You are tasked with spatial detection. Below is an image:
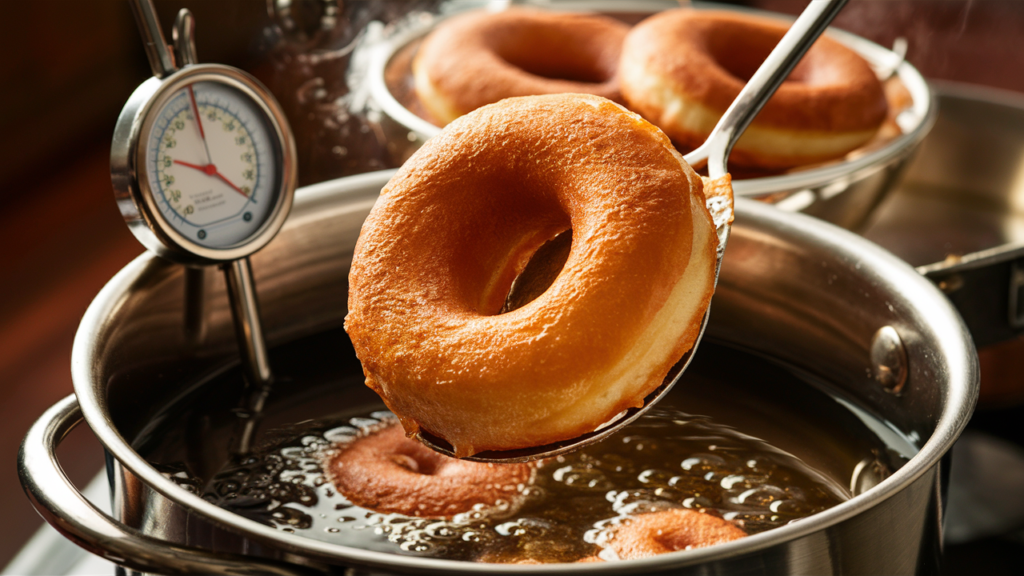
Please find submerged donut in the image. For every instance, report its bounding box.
[619,9,887,169]
[607,509,747,559]
[413,9,628,125]
[327,423,534,518]
[345,94,720,457]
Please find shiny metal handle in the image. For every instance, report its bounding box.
[684,0,849,177]
[18,395,319,576]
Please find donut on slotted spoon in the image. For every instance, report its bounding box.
[344,94,719,457]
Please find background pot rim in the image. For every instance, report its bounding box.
[365,1,936,199]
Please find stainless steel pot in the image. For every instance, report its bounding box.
[365,0,936,231]
[864,82,1024,348]
[861,82,1024,407]
[20,171,977,575]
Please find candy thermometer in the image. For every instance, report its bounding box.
[111,0,297,394]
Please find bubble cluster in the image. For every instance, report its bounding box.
[198,404,850,563]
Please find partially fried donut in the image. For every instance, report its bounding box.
[327,423,535,518]
[607,509,747,559]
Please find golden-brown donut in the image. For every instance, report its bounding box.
[345,94,719,457]
[606,509,747,559]
[327,423,535,518]
[413,9,628,125]
[619,9,887,169]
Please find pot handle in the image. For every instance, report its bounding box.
[18,394,321,576]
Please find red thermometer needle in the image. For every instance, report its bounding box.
[173,160,250,199]
[188,85,213,163]
[213,170,249,198]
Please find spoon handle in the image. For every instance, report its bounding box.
[684,0,850,178]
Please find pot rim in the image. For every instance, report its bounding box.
[365,1,937,199]
[71,170,978,573]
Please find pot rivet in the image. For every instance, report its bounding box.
[871,326,907,395]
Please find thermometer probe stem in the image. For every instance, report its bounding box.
[224,258,273,387]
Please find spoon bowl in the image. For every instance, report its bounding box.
[414,0,850,462]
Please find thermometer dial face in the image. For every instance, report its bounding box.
[145,81,280,249]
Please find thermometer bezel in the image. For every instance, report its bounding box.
[112,64,297,265]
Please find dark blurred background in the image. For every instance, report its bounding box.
[1,0,1022,569]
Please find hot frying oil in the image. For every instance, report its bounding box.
[138,331,915,564]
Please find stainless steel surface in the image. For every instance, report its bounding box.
[365,0,935,231]
[172,9,197,67]
[419,0,844,464]
[224,257,274,387]
[862,83,1024,347]
[20,170,977,574]
[17,395,317,576]
[183,267,207,348]
[130,0,175,78]
[870,326,908,395]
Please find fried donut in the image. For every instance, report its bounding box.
[327,423,534,518]
[413,9,628,125]
[607,509,747,559]
[619,9,887,169]
[345,94,720,457]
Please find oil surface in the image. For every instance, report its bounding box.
[136,328,916,564]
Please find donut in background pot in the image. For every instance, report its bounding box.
[412,9,628,124]
[619,9,887,169]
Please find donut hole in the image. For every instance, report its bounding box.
[499,50,612,84]
[653,528,697,552]
[501,229,573,313]
[705,27,812,84]
[390,443,444,475]
[491,28,616,85]
[436,170,570,316]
